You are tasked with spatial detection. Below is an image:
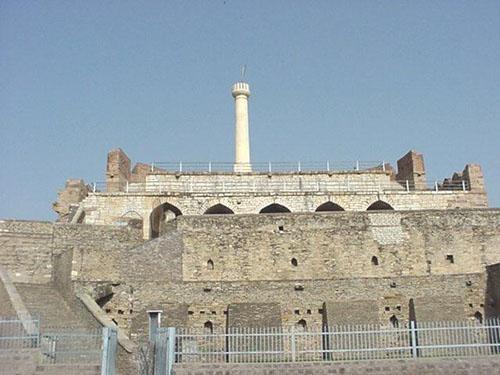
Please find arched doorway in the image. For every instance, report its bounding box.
[204,204,234,215]
[150,202,182,238]
[259,203,291,214]
[367,200,394,211]
[315,202,345,212]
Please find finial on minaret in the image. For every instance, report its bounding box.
[232,76,251,172]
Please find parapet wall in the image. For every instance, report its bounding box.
[0,220,143,284]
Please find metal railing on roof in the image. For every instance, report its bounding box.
[90,179,469,194]
[149,161,386,173]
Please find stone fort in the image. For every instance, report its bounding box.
[1,81,499,373]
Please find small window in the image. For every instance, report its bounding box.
[318,309,324,314]
[306,309,312,315]
[211,311,217,315]
[390,281,397,288]
[396,305,402,311]
[278,225,284,232]
[294,309,300,315]
[385,306,390,312]
[291,258,298,267]
[188,311,194,315]
[204,321,213,334]
[446,255,454,264]
[207,259,214,270]
[371,256,379,266]
[117,310,124,315]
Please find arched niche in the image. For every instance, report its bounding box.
[204,204,234,215]
[259,203,291,214]
[366,200,394,211]
[315,201,345,212]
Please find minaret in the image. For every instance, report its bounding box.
[232,81,251,172]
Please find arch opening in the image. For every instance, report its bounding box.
[204,204,234,215]
[389,315,399,328]
[291,258,298,267]
[204,321,213,334]
[259,203,291,214]
[367,200,394,211]
[371,256,379,266]
[150,202,182,239]
[207,259,214,270]
[296,319,307,331]
[474,311,483,324]
[315,201,345,212]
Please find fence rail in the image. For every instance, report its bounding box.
[40,328,103,364]
[0,318,39,349]
[154,319,500,373]
[90,179,469,194]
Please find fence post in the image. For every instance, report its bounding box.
[462,180,466,191]
[435,181,438,192]
[356,160,360,171]
[151,163,154,172]
[410,320,418,359]
[326,160,330,172]
[126,181,129,193]
[179,162,182,173]
[208,162,212,173]
[268,162,272,173]
[290,327,296,362]
[101,327,117,375]
[93,183,97,193]
[166,327,176,375]
[406,180,410,192]
[382,161,386,172]
[297,161,301,172]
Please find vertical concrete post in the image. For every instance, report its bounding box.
[147,310,162,342]
[410,320,418,358]
[101,327,117,375]
[232,82,251,172]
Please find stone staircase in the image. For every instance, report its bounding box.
[14,283,86,329]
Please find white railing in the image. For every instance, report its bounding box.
[89,179,469,194]
[150,161,386,173]
[154,319,500,370]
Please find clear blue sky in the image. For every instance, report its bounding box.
[1,1,499,220]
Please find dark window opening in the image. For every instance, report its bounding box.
[371,256,379,266]
[385,306,390,312]
[389,315,399,328]
[117,309,124,315]
[278,225,284,232]
[294,309,300,315]
[390,281,397,288]
[211,311,217,315]
[207,259,214,270]
[291,258,298,267]
[204,321,213,334]
[306,309,312,315]
[446,255,455,264]
[474,311,483,324]
[188,311,194,315]
[396,305,402,311]
[318,309,324,314]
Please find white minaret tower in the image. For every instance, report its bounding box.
[232,81,251,172]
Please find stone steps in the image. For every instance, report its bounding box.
[14,283,85,329]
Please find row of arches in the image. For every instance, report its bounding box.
[150,200,394,238]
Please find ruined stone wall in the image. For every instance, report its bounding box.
[174,210,500,282]
[124,274,485,339]
[0,220,54,283]
[81,189,489,238]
